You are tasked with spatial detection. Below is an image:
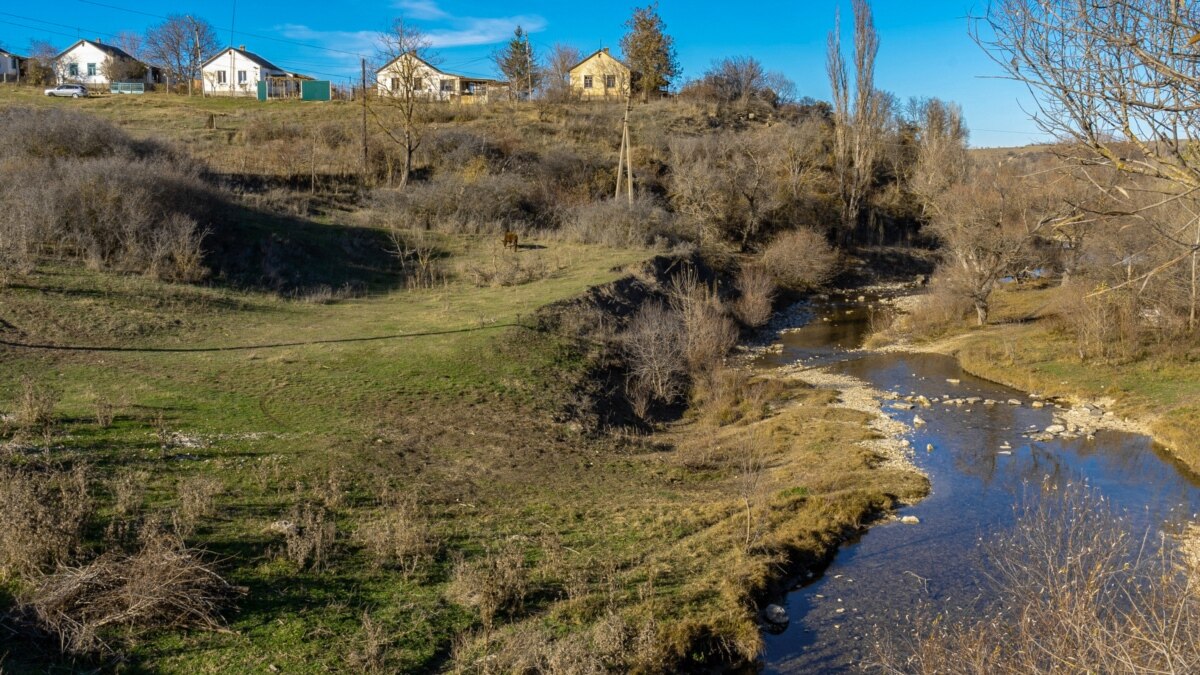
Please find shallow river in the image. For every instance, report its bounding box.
[755,292,1200,673]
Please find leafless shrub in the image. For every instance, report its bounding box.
[0,107,217,279]
[284,502,337,571]
[447,542,530,629]
[19,529,236,655]
[891,273,975,339]
[759,229,839,291]
[0,463,91,581]
[732,264,776,327]
[563,196,679,248]
[1054,281,1142,363]
[460,252,558,288]
[388,228,444,289]
[14,374,58,442]
[348,610,394,674]
[622,302,687,418]
[93,394,116,429]
[670,268,740,377]
[174,475,223,537]
[870,481,1200,674]
[354,493,432,575]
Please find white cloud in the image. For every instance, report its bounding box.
[425,15,547,48]
[395,0,449,21]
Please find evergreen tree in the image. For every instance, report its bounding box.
[492,26,540,100]
[620,3,679,102]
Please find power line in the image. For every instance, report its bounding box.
[74,0,365,58]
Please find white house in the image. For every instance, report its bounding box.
[55,39,154,86]
[376,53,506,104]
[201,47,305,97]
[0,49,22,82]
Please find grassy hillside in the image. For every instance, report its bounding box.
[0,90,928,671]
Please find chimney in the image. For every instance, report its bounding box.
[239,45,246,51]
[602,47,609,53]
[95,38,103,44]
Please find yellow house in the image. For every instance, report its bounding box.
[568,48,631,100]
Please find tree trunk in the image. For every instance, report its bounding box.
[974,297,989,326]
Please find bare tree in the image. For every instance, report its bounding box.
[374,19,437,188]
[24,40,58,86]
[113,31,144,61]
[544,43,581,101]
[927,161,1075,324]
[144,15,218,95]
[976,0,1200,330]
[827,0,887,244]
[909,98,970,216]
[102,56,147,84]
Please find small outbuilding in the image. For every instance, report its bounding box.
[0,48,23,83]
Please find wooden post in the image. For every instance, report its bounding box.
[361,58,369,183]
[614,90,634,205]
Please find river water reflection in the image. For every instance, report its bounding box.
[755,293,1200,673]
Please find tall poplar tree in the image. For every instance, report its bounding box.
[620,3,679,102]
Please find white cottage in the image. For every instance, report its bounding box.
[0,49,22,82]
[201,47,303,97]
[376,53,506,104]
[55,39,153,86]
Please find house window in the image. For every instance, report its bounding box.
[217,71,227,84]
[87,63,96,77]
[410,76,423,90]
[237,70,247,84]
[583,75,593,89]
[9,58,15,70]
[390,77,399,92]
[440,79,454,92]
[68,63,79,77]
[605,74,616,88]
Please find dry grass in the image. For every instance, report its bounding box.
[871,482,1200,674]
[18,529,236,655]
[0,463,91,582]
[446,542,531,630]
[732,263,776,327]
[354,492,433,575]
[13,375,59,442]
[283,501,338,571]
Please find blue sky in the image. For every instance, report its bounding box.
[0,1,1044,147]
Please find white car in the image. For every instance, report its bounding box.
[44,84,88,98]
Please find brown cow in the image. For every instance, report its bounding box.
[503,231,519,251]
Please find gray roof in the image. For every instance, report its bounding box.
[56,39,139,62]
[0,49,25,59]
[201,47,289,73]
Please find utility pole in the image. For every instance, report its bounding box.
[525,33,533,101]
[614,88,633,205]
[190,15,201,97]
[361,57,369,183]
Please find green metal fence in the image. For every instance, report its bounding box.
[301,81,331,102]
[110,82,145,95]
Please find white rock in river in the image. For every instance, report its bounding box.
[947,378,961,385]
[1031,401,1046,408]
[912,415,926,426]
[1008,399,1022,406]
[763,604,789,626]
[900,515,921,524]
[1045,424,1067,434]
[925,443,934,452]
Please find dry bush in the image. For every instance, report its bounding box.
[0,108,218,280]
[670,269,740,377]
[0,463,91,581]
[759,228,839,291]
[622,302,687,418]
[891,274,975,339]
[696,368,785,426]
[354,494,433,575]
[371,173,553,234]
[19,529,236,655]
[447,542,530,630]
[14,374,59,442]
[348,610,394,674]
[174,475,223,537]
[460,252,557,288]
[284,501,337,571]
[562,196,679,248]
[1054,281,1142,362]
[871,482,1200,674]
[732,264,776,327]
